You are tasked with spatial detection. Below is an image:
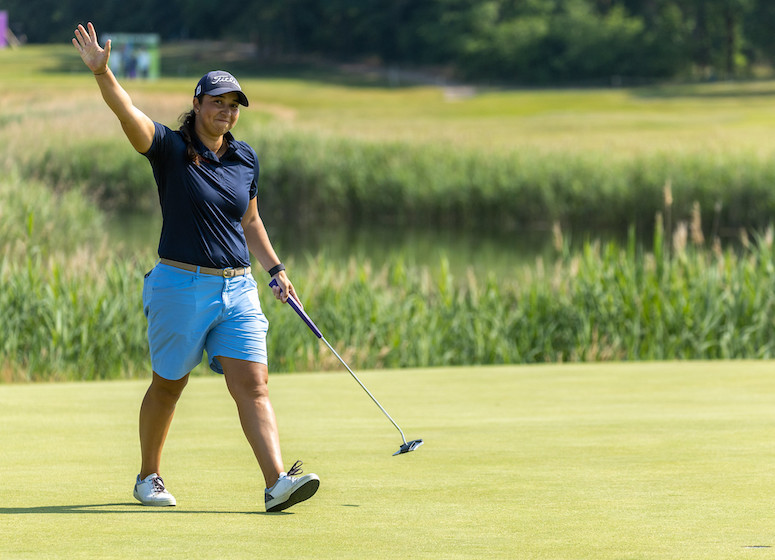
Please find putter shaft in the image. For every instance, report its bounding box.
[269,278,420,452]
[319,336,409,445]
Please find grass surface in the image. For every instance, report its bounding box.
[2,362,775,559]
[8,44,775,156]
[7,45,775,235]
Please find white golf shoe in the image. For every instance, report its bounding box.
[265,460,320,512]
[133,473,176,506]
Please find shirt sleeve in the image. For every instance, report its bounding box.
[249,146,260,200]
[141,122,171,163]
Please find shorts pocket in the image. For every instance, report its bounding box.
[151,266,196,294]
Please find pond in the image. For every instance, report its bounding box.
[108,211,563,278]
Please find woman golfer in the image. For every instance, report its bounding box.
[72,22,319,512]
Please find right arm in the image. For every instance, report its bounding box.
[72,22,155,153]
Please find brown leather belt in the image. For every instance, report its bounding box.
[159,258,251,278]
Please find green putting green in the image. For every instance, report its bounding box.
[2,362,774,559]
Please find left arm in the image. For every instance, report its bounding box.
[242,197,296,303]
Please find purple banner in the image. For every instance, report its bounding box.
[0,11,7,49]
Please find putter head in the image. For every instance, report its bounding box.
[393,439,424,456]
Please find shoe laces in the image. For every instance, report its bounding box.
[266,461,304,499]
[287,460,304,477]
[151,476,167,494]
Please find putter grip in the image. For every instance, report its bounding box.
[269,278,323,339]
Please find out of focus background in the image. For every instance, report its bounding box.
[7,6,775,558]
[6,1,775,85]
[4,1,775,381]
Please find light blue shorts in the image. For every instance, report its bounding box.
[142,263,269,380]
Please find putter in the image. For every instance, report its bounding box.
[270,278,424,456]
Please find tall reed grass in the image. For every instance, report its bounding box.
[5,51,775,238]
[4,167,775,381]
[231,129,775,235]
[15,124,775,235]
[0,173,151,381]
[6,65,775,380]
[278,220,775,370]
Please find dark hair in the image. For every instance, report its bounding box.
[178,95,204,166]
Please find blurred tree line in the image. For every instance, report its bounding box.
[5,0,775,83]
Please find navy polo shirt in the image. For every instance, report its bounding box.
[142,121,259,268]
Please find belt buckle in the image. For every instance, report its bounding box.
[223,268,236,278]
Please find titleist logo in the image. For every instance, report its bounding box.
[212,75,239,87]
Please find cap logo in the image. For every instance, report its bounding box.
[212,75,239,87]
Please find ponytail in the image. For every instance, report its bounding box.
[178,99,203,166]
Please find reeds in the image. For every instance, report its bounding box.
[0,173,151,381]
[7,84,775,378]
[0,251,152,381]
[12,124,775,235]
[7,214,775,381]
[248,223,775,371]
[5,164,775,381]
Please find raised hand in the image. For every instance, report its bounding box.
[72,22,111,74]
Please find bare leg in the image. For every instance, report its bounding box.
[139,372,189,479]
[219,356,284,488]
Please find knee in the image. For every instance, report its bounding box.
[150,373,188,404]
[233,376,269,403]
[226,367,269,403]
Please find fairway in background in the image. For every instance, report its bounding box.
[6,46,775,237]
[2,362,775,559]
